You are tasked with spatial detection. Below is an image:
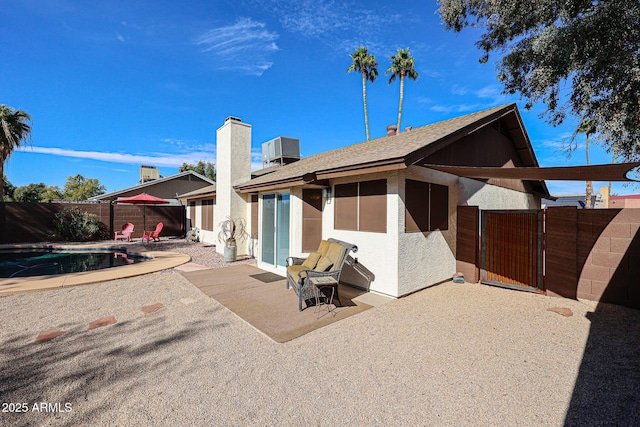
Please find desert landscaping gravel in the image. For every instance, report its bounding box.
[1,240,639,426]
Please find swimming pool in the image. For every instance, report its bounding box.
[0,248,149,278]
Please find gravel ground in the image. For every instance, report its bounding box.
[1,240,639,426]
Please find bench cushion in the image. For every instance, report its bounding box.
[315,242,346,272]
[318,240,332,257]
[287,265,307,282]
[301,251,321,269]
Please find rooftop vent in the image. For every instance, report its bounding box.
[386,124,398,136]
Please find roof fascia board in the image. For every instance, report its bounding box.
[317,163,406,180]
[179,192,217,201]
[91,170,215,200]
[236,179,307,194]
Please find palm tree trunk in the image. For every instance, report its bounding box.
[397,71,405,131]
[585,133,592,208]
[362,71,370,141]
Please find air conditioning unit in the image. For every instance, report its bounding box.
[140,165,160,183]
[261,137,300,167]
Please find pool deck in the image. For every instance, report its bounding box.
[0,242,190,296]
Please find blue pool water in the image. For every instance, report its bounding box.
[0,249,148,278]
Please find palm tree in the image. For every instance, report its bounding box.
[386,48,418,131]
[575,118,597,208]
[0,105,32,201]
[347,47,378,141]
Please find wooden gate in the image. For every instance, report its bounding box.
[480,210,544,292]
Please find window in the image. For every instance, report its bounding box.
[334,179,386,233]
[302,189,323,251]
[202,199,214,231]
[405,179,448,232]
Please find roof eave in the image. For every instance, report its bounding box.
[234,161,406,193]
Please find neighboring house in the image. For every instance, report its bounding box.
[609,194,640,208]
[543,194,606,209]
[542,186,609,209]
[90,170,215,205]
[179,104,551,299]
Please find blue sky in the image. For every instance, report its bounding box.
[3,0,628,195]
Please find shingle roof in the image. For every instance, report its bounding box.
[90,170,215,200]
[177,184,216,199]
[235,103,521,191]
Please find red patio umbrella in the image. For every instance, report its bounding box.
[114,193,169,232]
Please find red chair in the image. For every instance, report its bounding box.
[142,222,163,243]
[114,223,135,242]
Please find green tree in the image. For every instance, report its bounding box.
[14,183,47,202]
[0,105,32,201]
[41,185,63,202]
[62,174,106,201]
[179,160,216,181]
[386,48,418,132]
[438,0,640,157]
[347,46,378,141]
[3,175,15,201]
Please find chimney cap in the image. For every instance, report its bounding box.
[386,124,398,136]
[225,116,242,124]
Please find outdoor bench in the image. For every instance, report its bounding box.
[286,238,358,311]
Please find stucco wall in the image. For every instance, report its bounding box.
[216,119,252,256]
[459,176,540,210]
[257,167,542,298]
[397,167,459,296]
[322,172,400,298]
[395,167,541,296]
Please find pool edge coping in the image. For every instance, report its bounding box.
[0,243,191,296]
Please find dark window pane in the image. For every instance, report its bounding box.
[429,183,449,231]
[359,179,387,233]
[302,189,323,251]
[405,179,430,232]
[334,183,358,231]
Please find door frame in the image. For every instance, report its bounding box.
[259,192,291,271]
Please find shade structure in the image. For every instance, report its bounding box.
[114,193,169,231]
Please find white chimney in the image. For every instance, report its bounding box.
[215,116,252,256]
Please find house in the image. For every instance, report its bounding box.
[609,194,640,208]
[179,104,551,299]
[542,193,606,209]
[90,170,215,205]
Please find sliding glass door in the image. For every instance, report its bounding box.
[261,193,290,268]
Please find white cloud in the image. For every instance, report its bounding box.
[19,146,215,167]
[194,17,279,76]
[255,0,403,53]
[451,85,468,96]
[474,84,510,104]
[116,33,125,43]
[429,103,489,114]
